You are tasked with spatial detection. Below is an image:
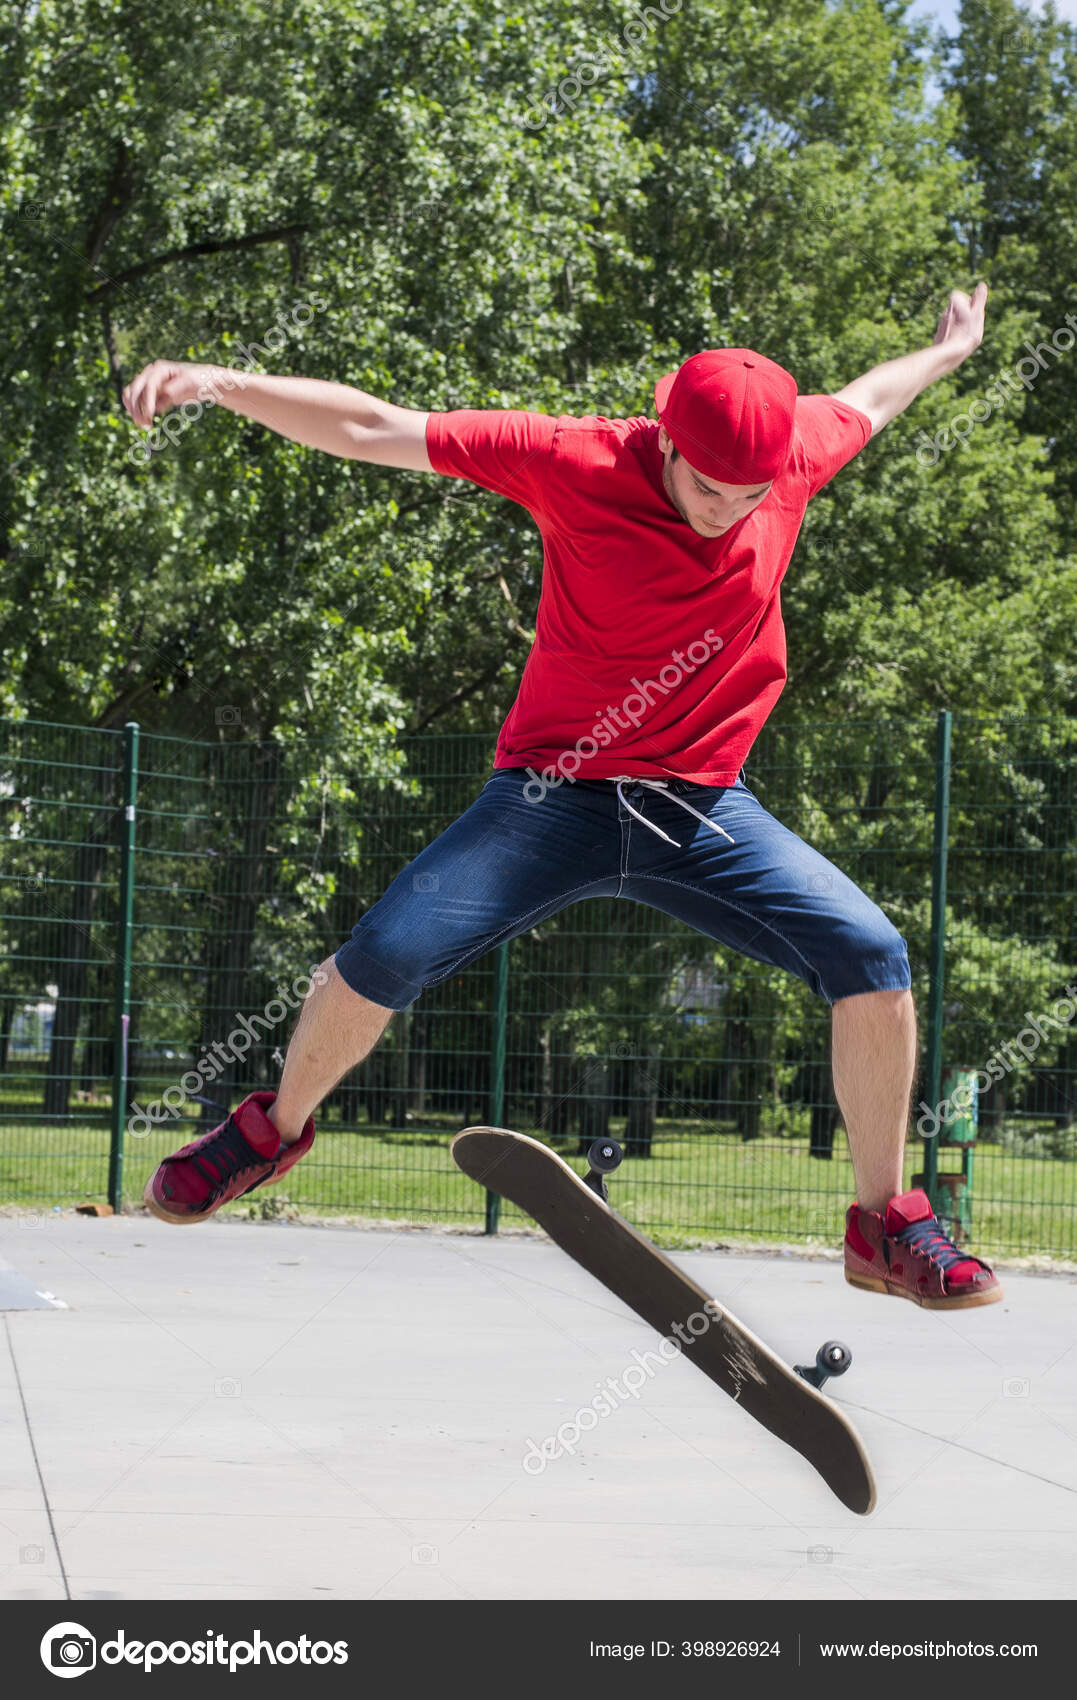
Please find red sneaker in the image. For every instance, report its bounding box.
[844,1187,1003,1309]
[143,1091,315,1225]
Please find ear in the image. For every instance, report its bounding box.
[657,423,672,455]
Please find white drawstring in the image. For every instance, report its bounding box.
[612,777,735,848]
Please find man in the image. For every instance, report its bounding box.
[123,282,1002,1309]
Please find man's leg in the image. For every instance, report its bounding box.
[268,771,624,1143]
[834,982,1000,1304]
[616,777,1000,1305]
[831,987,917,1211]
[269,958,394,1144]
[144,771,627,1225]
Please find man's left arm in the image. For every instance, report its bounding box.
[831,282,988,439]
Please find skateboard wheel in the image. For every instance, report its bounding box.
[586,1138,623,1174]
[817,1340,852,1378]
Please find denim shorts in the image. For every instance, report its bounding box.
[334,769,911,1010]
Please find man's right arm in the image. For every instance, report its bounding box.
[121,361,433,472]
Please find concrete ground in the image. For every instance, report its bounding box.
[1,1212,1075,1601]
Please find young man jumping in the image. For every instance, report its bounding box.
[123,281,1002,1309]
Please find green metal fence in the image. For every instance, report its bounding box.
[1,714,1074,1256]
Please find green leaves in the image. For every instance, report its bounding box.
[1,0,1075,751]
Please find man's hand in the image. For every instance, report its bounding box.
[933,280,988,366]
[122,360,222,428]
[832,281,990,438]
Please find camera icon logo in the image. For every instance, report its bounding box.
[214,706,241,726]
[40,1622,97,1678]
[214,1377,241,1397]
[807,1545,834,1565]
[411,1543,439,1565]
[20,1543,45,1564]
[1002,1377,1030,1398]
[412,872,439,892]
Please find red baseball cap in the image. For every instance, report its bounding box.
[654,348,798,484]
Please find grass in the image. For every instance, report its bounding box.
[1,1092,1075,1258]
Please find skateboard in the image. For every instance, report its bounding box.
[451,1126,876,1515]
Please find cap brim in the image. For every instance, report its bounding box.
[654,371,676,415]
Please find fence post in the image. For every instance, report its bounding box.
[108,722,139,1212]
[485,942,508,1234]
[923,709,952,1211]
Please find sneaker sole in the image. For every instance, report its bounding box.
[143,1162,281,1225]
[143,1175,222,1224]
[844,1270,1004,1308]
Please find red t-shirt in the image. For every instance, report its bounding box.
[425,397,871,785]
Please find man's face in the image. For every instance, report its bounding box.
[658,424,773,538]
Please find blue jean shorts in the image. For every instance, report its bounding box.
[334,769,911,1010]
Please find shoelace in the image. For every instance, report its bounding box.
[189,1120,272,1203]
[613,777,735,849]
[892,1216,973,1272]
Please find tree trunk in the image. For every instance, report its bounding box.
[729,1018,762,1141]
[576,1057,610,1151]
[977,1080,1006,1139]
[78,1003,91,1095]
[546,1029,575,1141]
[363,1043,392,1125]
[390,1005,411,1127]
[740,1093,762,1142]
[624,1052,659,1157]
[537,1022,552,1127]
[409,1006,426,1115]
[809,1101,837,1159]
[334,1080,360,1126]
[1044,1043,1073,1129]
[807,1060,837,1159]
[409,1008,427,1115]
[80,961,112,1094]
[194,741,280,1118]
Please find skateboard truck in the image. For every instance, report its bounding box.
[583,1138,624,1200]
[580,1140,854,1395]
[795,1339,853,1390]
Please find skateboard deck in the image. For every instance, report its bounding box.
[452,1126,876,1515]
